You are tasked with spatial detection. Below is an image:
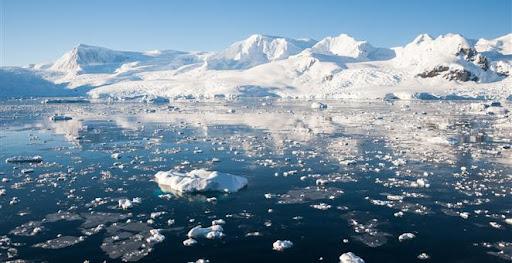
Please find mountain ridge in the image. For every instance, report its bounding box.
[1,32,510,100]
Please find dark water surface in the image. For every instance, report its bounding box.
[0,99,510,262]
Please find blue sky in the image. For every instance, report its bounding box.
[1,0,511,66]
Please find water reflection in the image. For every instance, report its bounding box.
[0,99,510,263]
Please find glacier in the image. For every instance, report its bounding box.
[1,33,510,100]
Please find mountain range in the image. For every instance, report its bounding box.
[1,33,511,100]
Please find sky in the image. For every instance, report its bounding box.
[0,0,511,66]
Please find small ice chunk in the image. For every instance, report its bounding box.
[212,219,225,225]
[489,222,502,229]
[146,229,165,244]
[398,233,416,242]
[415,178,428,188]
[272,240,293,251]
[118,199,133,210]
[111,153,121,159]
[459,212,470,219]
[155,169,248,193]
[310,102,327,109]
[311,203,332,210]
[183,238,197,246]
[386,195,403,201]
[417,252,430,260]
[339,252,365,263]
[21,169,34,174]
[505,218,512,225]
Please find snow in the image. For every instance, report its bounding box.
[154,169,248,194]
[475,33,512,56]
[0,67,73,98]
[1,33,510,100]
[272,240,293,251]
[206,34,316,70]
[339,252,365,263]
[310,34,394,60]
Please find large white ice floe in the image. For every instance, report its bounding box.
[339,252,365,263]
[154,169,248,193]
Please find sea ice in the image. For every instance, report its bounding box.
[33,236,86,249]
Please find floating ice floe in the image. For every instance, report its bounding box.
[5,155,43,164]
[398,233,416,242]
[146,229,165,244]
[33,236,86,249]
[101,222,165,262]
[50,114,72,121]
[118,199,133,210]
[154,169,248,193]
[339,252,365,263]
[272,240,293,251]
[311,203,332,210]
[183,238,198,246]
[417,252,430,260]
[21,169,34,174]
[187,224,225,239]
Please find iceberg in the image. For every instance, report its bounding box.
[154,169,248,193]
[187,224,224,239]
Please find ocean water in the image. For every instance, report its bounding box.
[0,98,510,262]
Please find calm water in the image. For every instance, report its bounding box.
[0,98,510,262]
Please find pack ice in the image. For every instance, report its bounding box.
[154,169,248,193]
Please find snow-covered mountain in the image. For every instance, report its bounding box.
[475,33,512,56]
[206,34,316,70]
[47,44,206,75]
[474,34,512,77]
[393,33,494,82]
[1,33,510,100]
[309,34,395,61]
